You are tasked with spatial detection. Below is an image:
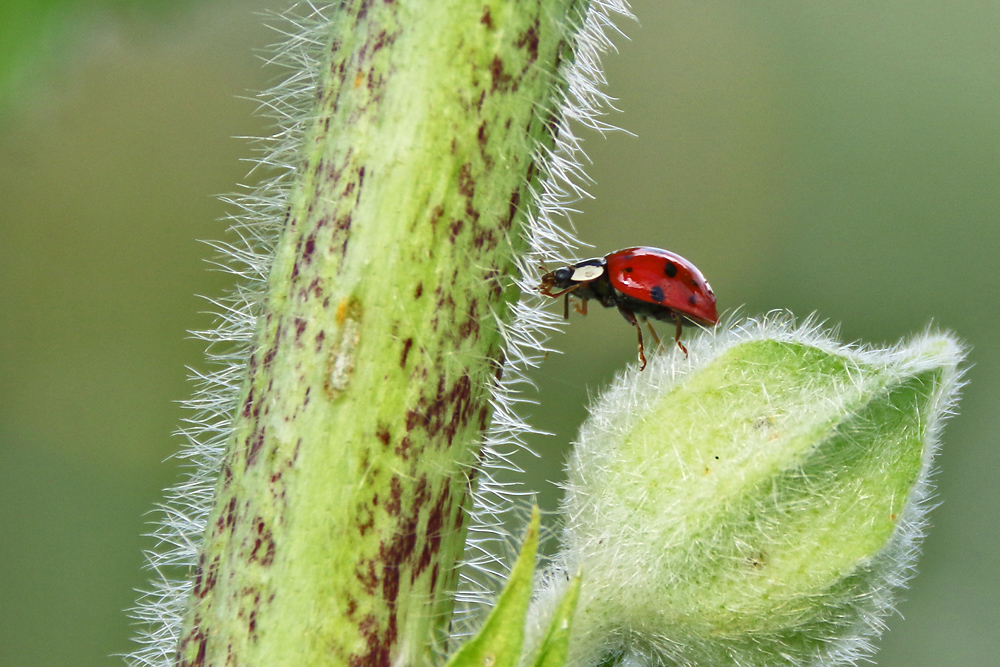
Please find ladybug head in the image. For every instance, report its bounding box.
[539,259,607,297]
[539,267,571,296]
[551,267,574,287]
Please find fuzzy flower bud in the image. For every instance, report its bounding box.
[529,315,964,667]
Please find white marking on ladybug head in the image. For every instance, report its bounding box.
[571,264,604,282]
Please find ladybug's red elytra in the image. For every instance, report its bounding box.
[539,246,718,370]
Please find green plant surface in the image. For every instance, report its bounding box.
[444,507,582,667]
[167,2,589,666]
[530,320,963,667]
[528,570,581,667]
[444,508,540,667]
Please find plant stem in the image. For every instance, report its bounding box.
[173,1,585,666]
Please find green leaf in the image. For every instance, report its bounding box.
[529,569,582,667]
[445,506,540,667]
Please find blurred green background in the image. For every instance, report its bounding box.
[1,1,997,665]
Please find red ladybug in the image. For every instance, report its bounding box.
[539,247,718,370]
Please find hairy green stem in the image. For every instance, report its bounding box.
[174,2,585,666]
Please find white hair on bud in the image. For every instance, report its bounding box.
[522,312,966,667]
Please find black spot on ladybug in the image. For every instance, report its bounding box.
[664,261,678,278]
[688,294,698,305]
[649,285,665,303]
[623,266,633,273]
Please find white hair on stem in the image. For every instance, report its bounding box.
[452,0,635,645]
[125,0,634,664]
[124,4,333,665]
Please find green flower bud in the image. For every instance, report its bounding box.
[530,315,965,667]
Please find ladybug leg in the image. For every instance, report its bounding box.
[574,298,588,316]
[616,305,647,371]
[644,320,662,350]
[541,283,582,299]
[674,316,689,358]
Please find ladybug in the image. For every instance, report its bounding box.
[538,246,718,370]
